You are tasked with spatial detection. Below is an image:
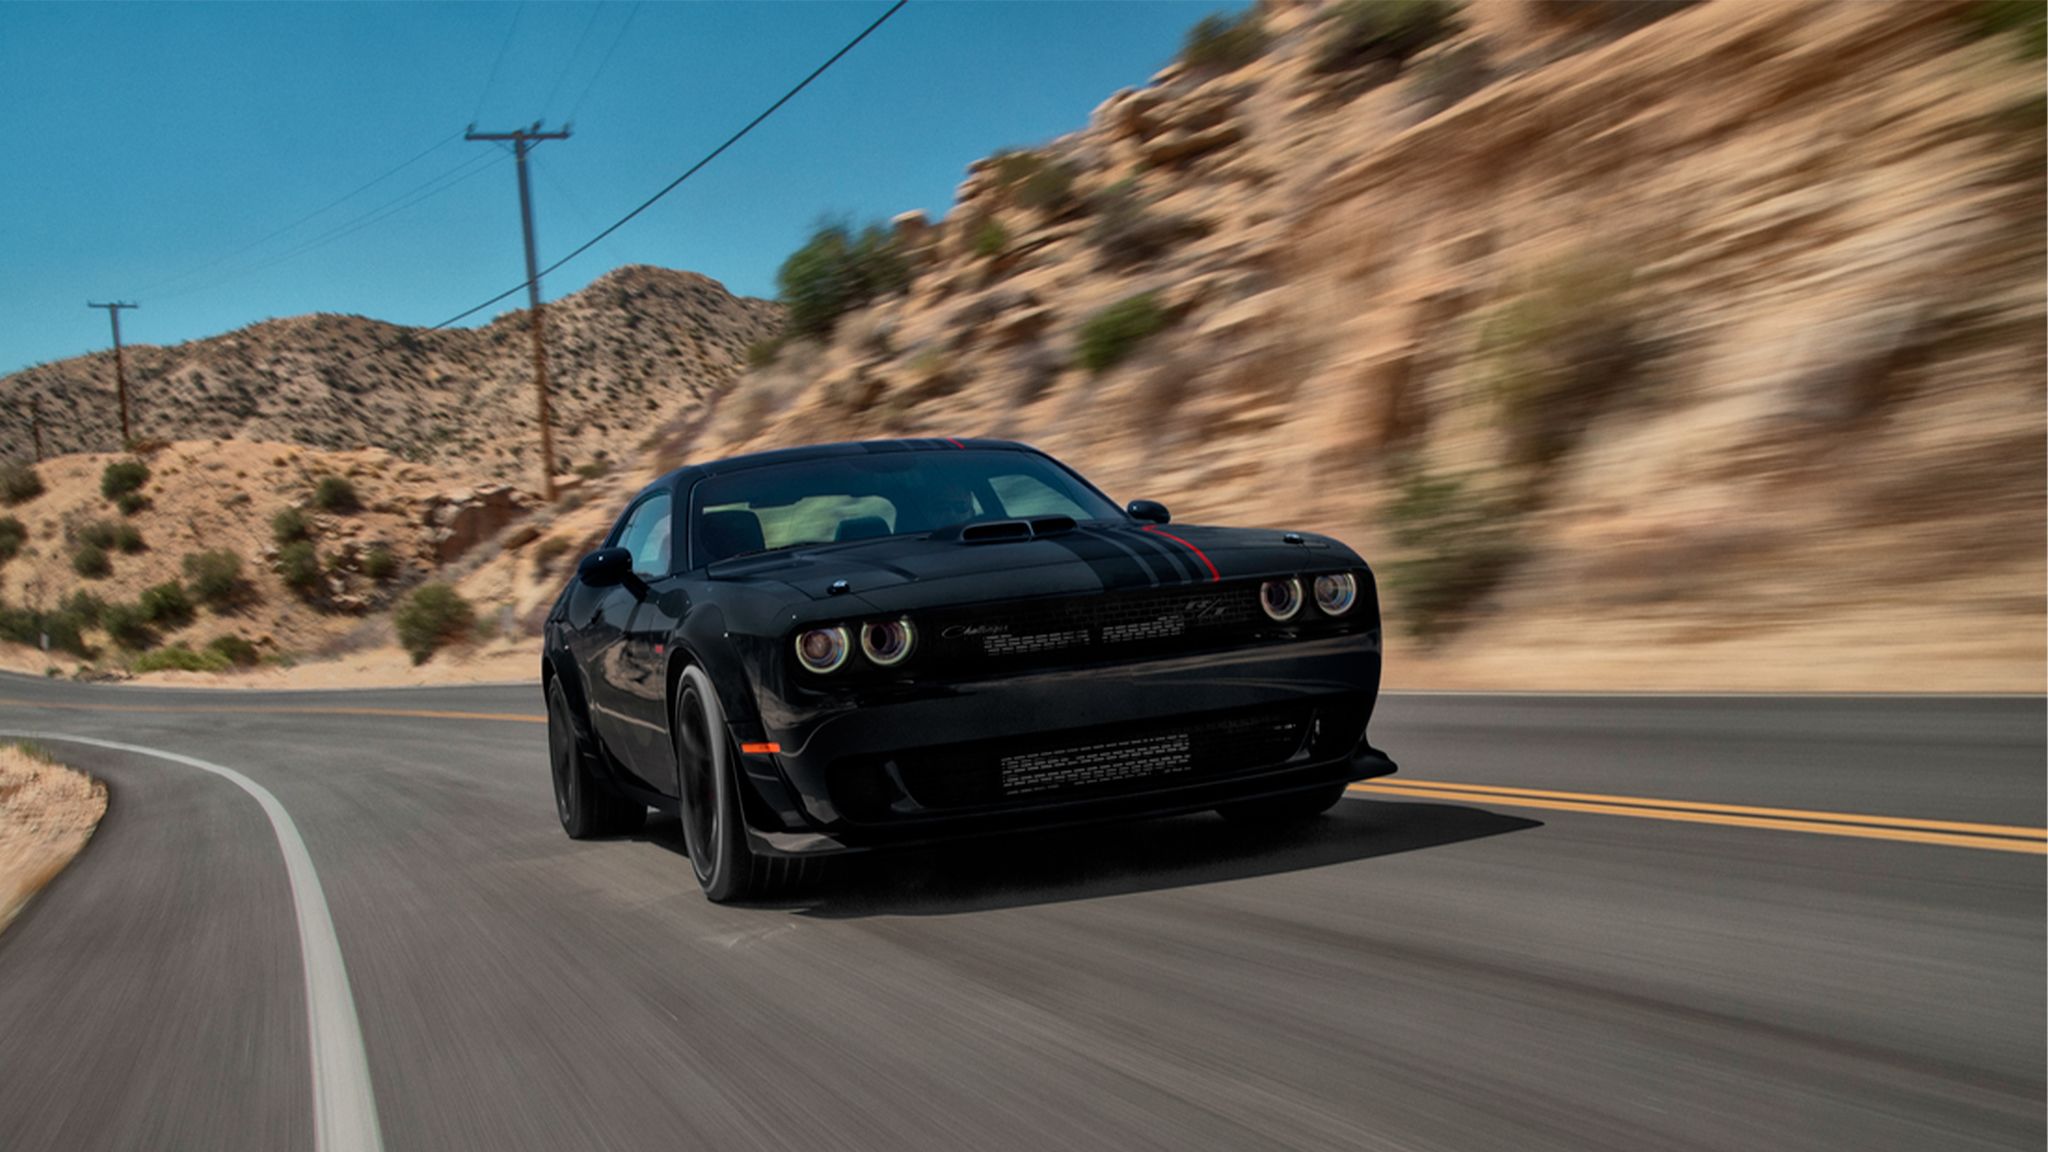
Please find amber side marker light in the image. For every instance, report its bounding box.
[740,742,782,755]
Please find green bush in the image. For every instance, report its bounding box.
[1087,183,1202,268]
[115,491,150,515]
[0,516,24,564]
[745,337,784,369]
[183,549,247,608]
[1077,293,1171,373]
[1966,0,2046,57]
[272,505,311,545]
[0,605,90,658]
[138,581,194,629]
[1315,0,1460,74]
[0,463,43,506]
[361,545,399,583]
[133,644,230,673]
[1382,471,1522,642]
[1008,156,1077,215]
[1183,9,1268,72]
[277,541,323,597]
[971,215,1010,259]
[112,522,144,553]
[1479,256,1643,466]
[207,634,262,667]
[100,458,150,501]
[100,601,154,650]
[72,544,110,579]
[533,537,574,577]
[394,583,476,665]
[312,475,361,513]
[60,591,106,626]
[775,220,911,339]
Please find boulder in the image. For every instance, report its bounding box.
[420,484,539,563]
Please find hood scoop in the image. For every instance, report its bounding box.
[951,515,1078,544]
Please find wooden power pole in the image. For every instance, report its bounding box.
[87,300,138,447]
[466,122,569,502]
[30,396,44,462]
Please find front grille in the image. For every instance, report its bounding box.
[924,584,1264,671]
[830,695,1367,820]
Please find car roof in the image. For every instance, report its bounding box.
[652,437,1041,491]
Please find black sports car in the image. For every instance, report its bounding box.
[543,438,1397,901]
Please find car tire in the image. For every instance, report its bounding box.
[674,665,818,903]
[1215,781,1349,825]
[548,677,647,839]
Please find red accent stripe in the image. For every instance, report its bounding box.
[1141,524,1220,582]
[740,741,782,755]
[945,437,966,449]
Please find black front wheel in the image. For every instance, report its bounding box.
[673,665,817,903]
[548,677,646,839]
[1215,781,1349,825]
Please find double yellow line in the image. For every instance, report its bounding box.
[1352,778,2048,855]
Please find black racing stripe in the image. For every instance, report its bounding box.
[1111,524,1198,585]
[1036,526,1163,592]
[1068,525,1166,589]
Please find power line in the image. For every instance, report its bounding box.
[133,130,464,297]
[542,2,609,119]
[153,149,512,302]
[565,1,643,125]
[423,0,906,333]
[473,1,527,124]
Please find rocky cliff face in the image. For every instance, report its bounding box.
[3,266,782,488]
[668,0,2045,689]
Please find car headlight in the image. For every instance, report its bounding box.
[795,625,851,673]
[1313,573,1358,616]
[1259,577,1303,622]
[861,618,916,667]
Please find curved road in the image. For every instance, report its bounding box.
[0,675,2040,1151]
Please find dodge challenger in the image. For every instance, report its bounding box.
[544,438,1397,901]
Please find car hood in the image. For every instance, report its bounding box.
[704,521,1356,612]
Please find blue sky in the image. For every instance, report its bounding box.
[0,0,1239,376]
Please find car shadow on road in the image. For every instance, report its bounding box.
[630,798,1538,917]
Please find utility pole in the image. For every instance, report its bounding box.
[87,300,138,447]
[466,122,569,502]
[30,396,44,462]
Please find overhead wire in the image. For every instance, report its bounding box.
[565,2,644,125]
[472,1,527,125]
[542,2,610,119]
[421,0,906,332]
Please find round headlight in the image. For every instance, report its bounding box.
[861,618,916,667]
[794,626,851,673]
[1314,573,1358,616]
[1260,578,1303,622]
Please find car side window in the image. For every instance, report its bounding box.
[990,474,1088,519]
[617,491,673,577]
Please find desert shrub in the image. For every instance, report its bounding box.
[1383,472,1522,642]
[1183,9,1268,72]
[61,591,106,625]
[272,505,311,545]
[533,536,574,577]
[138,581,194,629]
[1966,0,2048,58]
[1086,183,1203,269]
[207,634,262,667]
[133,644,230,673]
[1479,256,1644,466]
[1315,0,1460,74]
[115,491,150,515]
[1078,293,1171,373]
[0,463,43,506]
[277,541,323,597]
[746,337,785,369]
[79,520,118,549]
[0,516,24,564]
[572,459,609,481]
[394,583,475,665]
[362,545,399,583]
[72,544,110,579]
[971,215,1010,259]
[0,605,90,658]
[992,151,1077,214]
[99,601,154,650]
[112,522,144,553]
[183,549,247,608]
[100,458,150,501]
[311,475,361,513]
[776,220,911,339]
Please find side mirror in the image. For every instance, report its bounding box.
[1126,499,1171,525]
[577,546,633,588]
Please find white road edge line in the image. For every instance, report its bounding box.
[0,730,383,1152]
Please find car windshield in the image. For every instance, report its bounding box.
[692,449,1121,563]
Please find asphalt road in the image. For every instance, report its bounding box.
[0,674,2040,1152]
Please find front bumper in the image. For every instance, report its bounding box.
[735,630,1393,854]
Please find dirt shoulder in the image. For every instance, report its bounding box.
[0,744,108,933]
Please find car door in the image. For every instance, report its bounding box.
[583,490,670,778]
[613,490,686,790]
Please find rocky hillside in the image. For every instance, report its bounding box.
[3,266,781,486]
[654,0,2044,689]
